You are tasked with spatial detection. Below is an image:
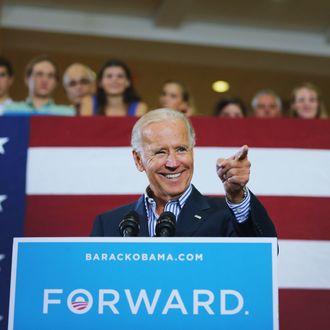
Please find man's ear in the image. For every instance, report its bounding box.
[132,150,145,172]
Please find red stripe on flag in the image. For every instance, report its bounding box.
[192,117,330,148]
[279,289,330,330]
[25,195,330,240]
[25,195,140,237]
[29,117,330,149]
[29,117,137,147]
[259,196,330,240]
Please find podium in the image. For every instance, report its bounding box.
[9,237,278,330]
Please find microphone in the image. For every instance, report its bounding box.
[119,211,140,237]
[155,211,176,237]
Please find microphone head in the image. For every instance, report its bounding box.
[119,210,140,237]
[155,211,176,237]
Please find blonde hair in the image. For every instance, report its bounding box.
[290,82,328,119]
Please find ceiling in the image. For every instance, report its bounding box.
[1,0,330,114]
[2,0,330,58]
[3,0,330,33]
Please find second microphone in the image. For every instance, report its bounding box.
[155,211,176,237]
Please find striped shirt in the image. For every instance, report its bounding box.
[144,185,192,237]
[144,185,251,236]
[225,187,251,223]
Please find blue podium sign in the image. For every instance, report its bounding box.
[9,237,278,330]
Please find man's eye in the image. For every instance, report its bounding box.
[177,147,187,153]
[155,150,166,155]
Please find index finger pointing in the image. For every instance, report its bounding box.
[234,145,249,161]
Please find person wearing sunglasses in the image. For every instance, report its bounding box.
[63,63,96,115]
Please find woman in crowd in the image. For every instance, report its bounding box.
[159,80,195,116]
[213,97,247,118]
[80,59,147,116]
[290,82,328,119]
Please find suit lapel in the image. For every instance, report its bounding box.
[133,195,149,237]
[176,186,210,236]
[132,187,212,237]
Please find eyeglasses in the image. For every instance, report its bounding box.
[66,78,92,87]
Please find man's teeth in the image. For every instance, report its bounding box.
[165,173,181,179]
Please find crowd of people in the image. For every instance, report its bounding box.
[0,55,328,119]
[214,85,328,119]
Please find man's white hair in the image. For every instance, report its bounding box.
[251,89,282,111]
[62,63,96,86]
[131,108,196,153]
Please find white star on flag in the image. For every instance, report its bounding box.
[0,137,9,154]
[0,195,7,212]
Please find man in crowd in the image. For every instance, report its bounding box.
[251,89,282,118]
[4,55,74,116]
[63,63,95,115]
[91,108,277,237]
[0,56,14,115]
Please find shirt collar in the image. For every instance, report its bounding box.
[144,184,192,209]
[26,98,55,108]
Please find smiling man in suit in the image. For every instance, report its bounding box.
[91,108,277,237]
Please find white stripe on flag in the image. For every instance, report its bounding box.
[194,147,330,197]
[27,147,148,194]
[278,239,330,289]
[27,147,330,196]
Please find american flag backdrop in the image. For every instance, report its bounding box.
[1,116,330,329]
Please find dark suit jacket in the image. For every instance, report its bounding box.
[91,185,277,237]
